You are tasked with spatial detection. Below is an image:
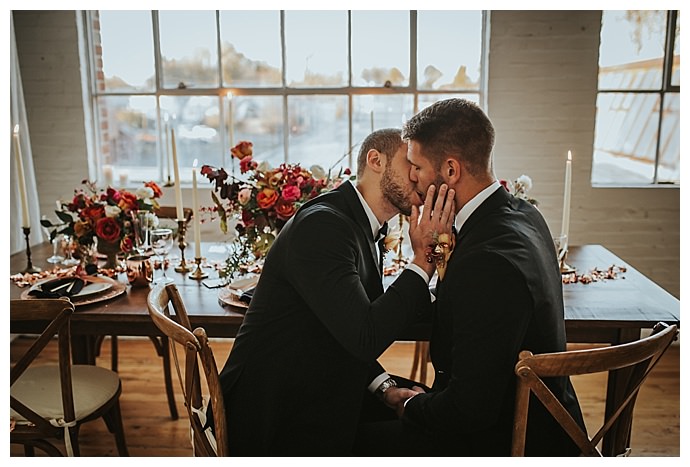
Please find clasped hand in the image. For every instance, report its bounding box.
[408,184,456,277]
[381,385,426,418]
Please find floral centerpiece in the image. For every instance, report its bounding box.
[42,180,163,268]
[201,141,354,277]
[500,174,539,206]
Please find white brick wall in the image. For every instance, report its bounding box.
[12,10,680,298]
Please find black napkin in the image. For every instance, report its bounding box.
[28,277,85,299]
[239,287,255,304]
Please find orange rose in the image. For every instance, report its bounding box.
[231,141,253,160]
[80,204,105,221]
[256,188,278,210]
[118,191,139,211]
[95,217,121,243]
[144,181,163,198]
[275,199,297,220]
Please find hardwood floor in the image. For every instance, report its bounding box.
[9,336,680,457]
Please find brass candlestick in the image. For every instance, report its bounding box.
[559,249,577,275]
[163,175,174,187]
[174,219,191,272]
[22,226,41,273]
[189,257,208,280]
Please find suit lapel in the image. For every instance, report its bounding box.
[337,182,380,271]
[456,186,513,246]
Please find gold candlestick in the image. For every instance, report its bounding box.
[189,257,208,280]
[21,227,42,273]
[174,219,191,272]
[163,175,174,187]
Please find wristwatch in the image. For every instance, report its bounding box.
[375,377,397,399]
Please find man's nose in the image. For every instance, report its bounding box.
[409,166,417,182]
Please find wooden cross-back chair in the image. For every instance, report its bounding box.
[10,298,129,456]
[511,322,678,457]
[95,205,193,421]
[146,283,228,456]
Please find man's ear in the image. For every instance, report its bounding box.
[366,149,385,174]
[445,158,462,184]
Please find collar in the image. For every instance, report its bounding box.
[454,180,502,232]
[351,180,384,240]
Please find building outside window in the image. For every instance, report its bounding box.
[593,10,680,186]
[84,10,486,185]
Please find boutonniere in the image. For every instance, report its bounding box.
[426,232,455,281]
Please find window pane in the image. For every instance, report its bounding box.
[418,11,482,91]
[592,92,658,184]
[97,96,160,182]
[598,10,666,91]
[285,11,347,87]
[658,93,680,183]
[672,11,680,87]
[352,95,414,149]
[352,11,409,87]
[98,11,155,92]
[231,95,284,169]
[219,11,282,87]
[159,11,219,89]
[287,95,349,171]
[160,95,223,178]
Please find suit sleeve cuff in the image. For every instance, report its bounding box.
[368,372,390,393]
[404,263,435,302]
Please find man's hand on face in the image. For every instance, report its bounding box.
[408,184,455,277]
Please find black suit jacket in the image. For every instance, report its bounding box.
[218,181,430,455]
[403,186,585,456]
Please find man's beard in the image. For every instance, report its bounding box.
[380,165,413,216]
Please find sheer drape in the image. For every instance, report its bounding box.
[11,14,42,255]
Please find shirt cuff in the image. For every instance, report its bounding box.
[367,372,391,393]
[405,263,430,284]
[403,394,418,407]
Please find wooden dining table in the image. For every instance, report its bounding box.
[10,241,680,456]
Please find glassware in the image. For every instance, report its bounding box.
[60,235,80,266]
[150,228,174,284]
[41,215,65,264]
[131,210,150,255]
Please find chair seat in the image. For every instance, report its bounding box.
[11,365,121,423]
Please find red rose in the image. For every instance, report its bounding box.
[144,181,163,198]
[275,199,297,220]
[241,209,255,226]
[257,188,278,209]
[118,191,139,211]
[343,168,351,175]
[95,217,121,243]
[281,185,302,203]
[231,141,253,160]
[499,179,510,192]
[239,155,258,174]
[102,187,121,203]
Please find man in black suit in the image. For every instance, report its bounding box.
[354,99,585,456]
[216,128,455,455]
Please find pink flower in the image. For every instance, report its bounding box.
[239,156,258,174]
[237,188,252,205]
[281,185,301,203]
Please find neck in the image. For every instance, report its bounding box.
[355,180,394,225]
[452,175,496,215]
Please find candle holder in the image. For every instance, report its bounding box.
[559,251,577,275]
[174,219,192,273]
[163,175,174,187]
[189,257,208,280]
[21,226,42,274]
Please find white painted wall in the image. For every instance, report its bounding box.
[12,10,680,298]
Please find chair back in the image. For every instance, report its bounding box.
[511,322,678,457]
[155,206,193,223]
[11,298,76,454]
[146,283,228,456]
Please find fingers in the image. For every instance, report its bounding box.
[432,184,449,219]
[409,204,419,234]
[439,190,456,229]
[411,385,426,394]
[422,184,437,219]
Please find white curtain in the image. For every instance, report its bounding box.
[11,14,43,255]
